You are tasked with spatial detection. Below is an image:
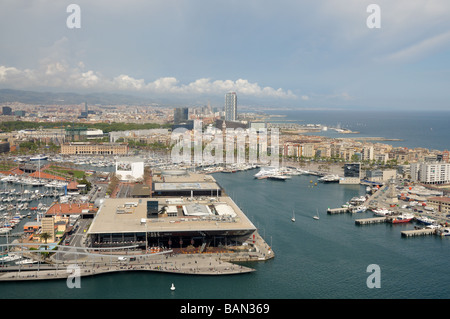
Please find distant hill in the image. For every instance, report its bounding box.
[0,89,157,106]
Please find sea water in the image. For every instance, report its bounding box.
[1,170,449,299]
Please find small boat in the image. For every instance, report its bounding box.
[391,213,414,224]
[438,228,450,236]
[355,205,367,213]
[170,283,176,291]
[313,209,320,220]
[291,210,295,222]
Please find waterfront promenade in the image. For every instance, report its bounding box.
[0,252,256,281]
[0,230,272,281]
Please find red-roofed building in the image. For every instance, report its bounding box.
[67,181,80,192]
[45,202,97,218]
[0,167,24,176]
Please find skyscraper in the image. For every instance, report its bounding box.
[174,107,189,124]
[2,106,12,115]
[225,92,237,122]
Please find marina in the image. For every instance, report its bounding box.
[0,166,449,298]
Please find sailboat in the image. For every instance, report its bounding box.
[291,210,295,222]
[313,209,320,220]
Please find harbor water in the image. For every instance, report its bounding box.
[1,169,449,299]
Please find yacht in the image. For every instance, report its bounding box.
[254,167,279,179]
[318,174,340,183]
[0,253,22,262]
[416,216,436,225]
[268,175,291,181]
[355,205,367,213]
[372,208,392,216]
[16,258,37,265]
[29,155,48,161]
[0,227,12,234]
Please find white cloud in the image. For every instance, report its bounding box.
[0,61,297,99]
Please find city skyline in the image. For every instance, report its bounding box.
[0,1,450,110]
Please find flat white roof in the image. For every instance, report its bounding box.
[182,203,212,216]
[215,204,237,218]
[87,197,256,235]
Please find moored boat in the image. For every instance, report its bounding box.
[391,213,414,224]
[29,155,48,161]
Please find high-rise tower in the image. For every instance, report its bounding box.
[225,92,237,122]
[174,107,189,124]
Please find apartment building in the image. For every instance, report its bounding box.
[410,162,450,184]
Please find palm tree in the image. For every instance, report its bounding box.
[39,232,51,249]
[39,232,52,261]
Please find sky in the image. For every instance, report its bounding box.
[0,0,450,110]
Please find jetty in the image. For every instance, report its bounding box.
[327,207,349,214]
[401,228,436,237]
[355,217,387,225]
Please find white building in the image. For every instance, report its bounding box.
[362,146,374,161]
[411,162,450,184]
[115,157,145,181]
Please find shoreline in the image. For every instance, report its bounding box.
[0,231,273,281]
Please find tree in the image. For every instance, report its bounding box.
[78,177,92,193]
[39,232,51,248]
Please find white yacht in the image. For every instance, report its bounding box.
[318,174,340,183]
[0,253,22,262]
[372,208,392,216]
[268,175,291,181]
[29,155,48,161]
[355,205,367,213]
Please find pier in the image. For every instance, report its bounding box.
[355,217,387,225]
[401,228,436,237]
[327,207,350,214]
